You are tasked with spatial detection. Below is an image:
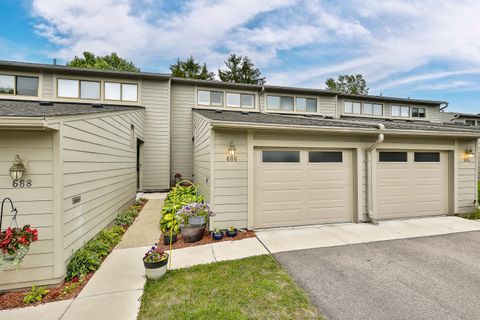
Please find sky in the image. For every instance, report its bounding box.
[1,0,479,113]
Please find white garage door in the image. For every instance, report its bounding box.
[254,149,353,228]
[376,150,449,219]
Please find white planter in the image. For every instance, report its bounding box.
[145,264,167,280]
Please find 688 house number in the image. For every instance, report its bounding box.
[12,179,32,188]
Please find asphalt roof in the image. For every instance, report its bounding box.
[194,109,480,134]
[0,99,143,117]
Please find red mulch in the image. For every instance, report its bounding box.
[158,229,256,251]
[0,272,93,310]
[0,198,149,311]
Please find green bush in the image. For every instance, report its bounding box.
[160,182,204,234]
[114,208,140,227]
[97,227,124,249]
[466,208,480,220]
[83,240,110,259]
[23,286,50,304]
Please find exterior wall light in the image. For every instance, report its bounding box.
[464,147,475,162]
[9,155,26,180]
[226,141,237,162]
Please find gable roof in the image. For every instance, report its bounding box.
[193,109,480,137]
[0,99,143,117]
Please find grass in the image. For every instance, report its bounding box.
[137,255,322,320]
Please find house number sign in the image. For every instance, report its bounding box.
[12,179,32,188]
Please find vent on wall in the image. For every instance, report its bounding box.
[39,101,53,106]
[72,196,81,205]
[91,104,103,109]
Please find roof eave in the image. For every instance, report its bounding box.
[0,116,59,130]
[209,120,480,138]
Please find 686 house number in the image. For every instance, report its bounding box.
[12,179,32,188]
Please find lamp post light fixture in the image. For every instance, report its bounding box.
[226,141,237,162]
[9,155,26,180]
[464,147,475,162]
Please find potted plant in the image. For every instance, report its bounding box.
[176,202,214,243]
[226,226,237,237]
[174,173,182,186]
[0,225,38,270]
[212,229,224,240]
[143,244,169,280]
[160,213,180,245]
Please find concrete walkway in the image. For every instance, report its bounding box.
[256,216,480,253]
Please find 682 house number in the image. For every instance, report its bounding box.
[12,179,32,188]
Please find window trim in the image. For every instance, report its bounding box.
[15,76,39,97]
[57,78,80,99]
[0,74,40,97]
[411,106,427,119]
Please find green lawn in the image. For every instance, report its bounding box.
[137,255,322,320]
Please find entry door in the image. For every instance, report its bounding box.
[254,149,353,228]
[376,150,449,219]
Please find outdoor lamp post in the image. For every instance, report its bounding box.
[9,155,26,180]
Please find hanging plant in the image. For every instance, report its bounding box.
[0,225,38,270]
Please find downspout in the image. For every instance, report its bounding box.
[366,123,385,225]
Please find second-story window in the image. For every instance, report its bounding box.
[296,97,317,112]
[268,95,316,112]
[58,79,101,100]
[104,82,138,102]
[226,92,255,108]
[363,103,383,116]
[392,105,410,117]
[198,90,223,106]
[344,101,361,114]
[80,81,101,99]
[0,75,39,96]
[465,120,476,126]
[412,107,426,118]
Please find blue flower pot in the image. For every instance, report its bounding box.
[226,229,237,237]
[212,232,224,240]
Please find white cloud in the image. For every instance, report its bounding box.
[29,0,480,98]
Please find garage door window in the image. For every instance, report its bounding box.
[414,152,440,162]
[262,151,300,163]
[309,151,343,163]
[379,152,407,162]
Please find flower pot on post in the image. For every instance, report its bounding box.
[143,245,169,280]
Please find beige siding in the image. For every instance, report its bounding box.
[0,131,55,290]
[212,129,248,229]
[61,110,144,260]
[141,80,171,190]
[193,113,211,202]
[171,84,195,182]
[457,139,477,214]
[42,71,54,99]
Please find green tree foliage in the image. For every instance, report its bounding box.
[325,74,369,95]
[170,56,215,80]
[218,54,266,85]
[67,52,140,72]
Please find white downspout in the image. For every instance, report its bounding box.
[366,123,385,225]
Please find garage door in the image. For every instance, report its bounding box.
[376,150,449,219]
[254,149,353,228]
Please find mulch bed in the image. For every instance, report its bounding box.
[0,272,93,310]
[159,229,256,251]
[0,198,149,311]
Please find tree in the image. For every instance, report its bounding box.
[218,54,265,85]
[67,52,140,72]
[169,56,215,80]
[325,74,369,95]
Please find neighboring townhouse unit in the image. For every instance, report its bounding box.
[1,60,479,289]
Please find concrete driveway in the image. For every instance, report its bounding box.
[274,231,480,320]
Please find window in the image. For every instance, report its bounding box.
[363,103,383,116]
[309,151,342,163]
[0,75,14,94]
[226,93,255,108]
[226,93,240,107]
[412,107,426,118]
[344,101,361,114]
[280,96,294,111]
[262,151,300,163]
[58,79,79,98]
[379,152,408,162]
[465,120,476,126]
[296,98,317,112]
[197,90,223,106]
[414,152,440,162]
[392,105,410,117]
[197,90,210,105]
[105,82,121,100]
[121,83,138,101]
[16,77,39,96]
[80,81,100,99]
[267,95,280,110]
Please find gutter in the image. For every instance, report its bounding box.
[440,102,449,111]
[366,123,385,225]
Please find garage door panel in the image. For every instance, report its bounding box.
[377,150,448,219]
[255,149,353,228]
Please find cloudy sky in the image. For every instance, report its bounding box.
[1,0,479,112]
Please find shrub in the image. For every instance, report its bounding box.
[466,208,480,220]
[114,208,140,227]
[66,248,101,280]
[96,228,123,249]
[83,240,110,259]
[23,286,50,304]
[160,182,204,234]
